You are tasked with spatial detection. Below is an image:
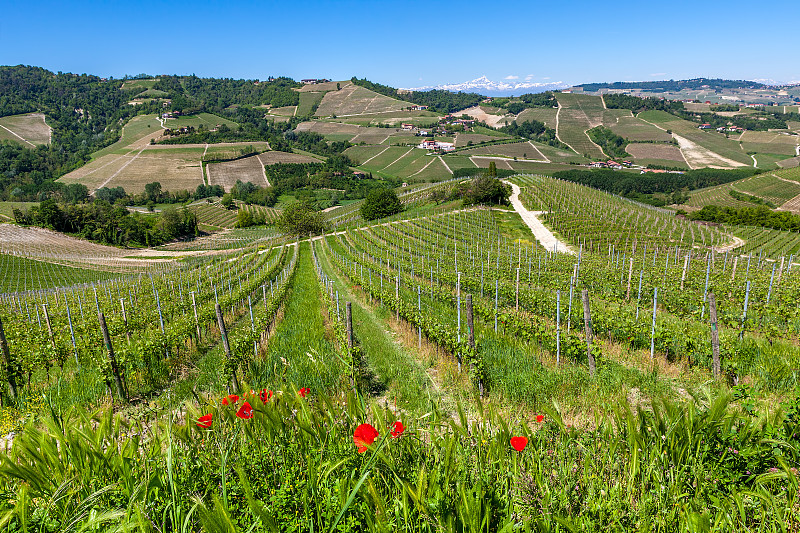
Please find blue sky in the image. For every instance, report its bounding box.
[1,0,797,87]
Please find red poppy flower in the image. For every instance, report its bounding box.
[196,413,213,429]
[221,394,239,406]
[390,421,405,438]
[236,401,253,419]
[298,387,310,398]
[510,436,528,452]
[353,423,379,453]
[259,389,273,404]
[536,414,545,423]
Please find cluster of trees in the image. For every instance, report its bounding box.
[551,167,758,197]
[276,200,328,237]
[578,79,765,93]
[689,112,787,132]
[0,66,146,201]
[489,92,557,114]
[349,78,484,113]
[283,131,351,157]
[498,119,565,148]
[587,126,630,158]
[226,180,277,207]
[728,189,776,208]
[360,188,402,220]
[151,75,300,114]
[13,198,197,247]
[603,94,685,113]
[603,93,789,132]
[266,157,394,203]
[689,204,800,232]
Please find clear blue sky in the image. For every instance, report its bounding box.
[1,0,797,86]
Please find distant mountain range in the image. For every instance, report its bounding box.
[401,76,569,95]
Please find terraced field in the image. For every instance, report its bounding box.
[683,170,800,210]
[191,201,281,229]
[0,113,51,146]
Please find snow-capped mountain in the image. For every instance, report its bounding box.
[402,76,570,95]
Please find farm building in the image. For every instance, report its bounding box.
[698,123,712,129]
[301,79,330,85]
[401,123,414,130]
[410,105,429,111]
[418,139,454,152]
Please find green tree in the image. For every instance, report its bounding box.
[487,161,497,177]
[360,188,402,221]
[276,200,328,237]
[462,175,511,206]
[234,209,254,228]
[221,194,235,209]
[144,182,162,203]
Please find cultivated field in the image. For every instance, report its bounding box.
[638,110,752,167]
[207,155,268,190]
[515,107,558,128]
[314,84,408,117]
[461,141,546,161]
[609,116,673,142]
[625,143,687,163]
[162,112,239,130]
[0,113,51,146]
[257,151,320,164]
[739,131,800,156]
[683,170,800,210]
[554,93,606,159]
[454,133,504,147]
[297,80,346,92]
[297,91,326,115]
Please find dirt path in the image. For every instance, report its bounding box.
[714,234,746,253]
[554,102,578,155]
[361,145,391,165]
[408,156,436,177]
[381,148,412,171]
[504,181,575,254]
[94,145,149,191]
[438,155,452,174]
[750,154,758,168]
[256,153,271,187]
[671,134,748,169]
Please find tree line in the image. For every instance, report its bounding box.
[689,204,800,232]
[13,198,198,247]
[349,78,485,113]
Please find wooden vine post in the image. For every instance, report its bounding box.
[346,302,355,390]
[708,293,721,380]
[216,303,240,392]
[98,312,127,402]
[0,315,18,400]
[581,289,596,377]
[42,304,56,350]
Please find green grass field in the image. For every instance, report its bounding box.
[0,113,51,146]
[609,116,673,142]
[0,202,38,221]
[89,114,162,160]
[297,91,325,116]
[163,112,239,130]
[515,107,558,128]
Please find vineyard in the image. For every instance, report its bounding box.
[1,173,800,530]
